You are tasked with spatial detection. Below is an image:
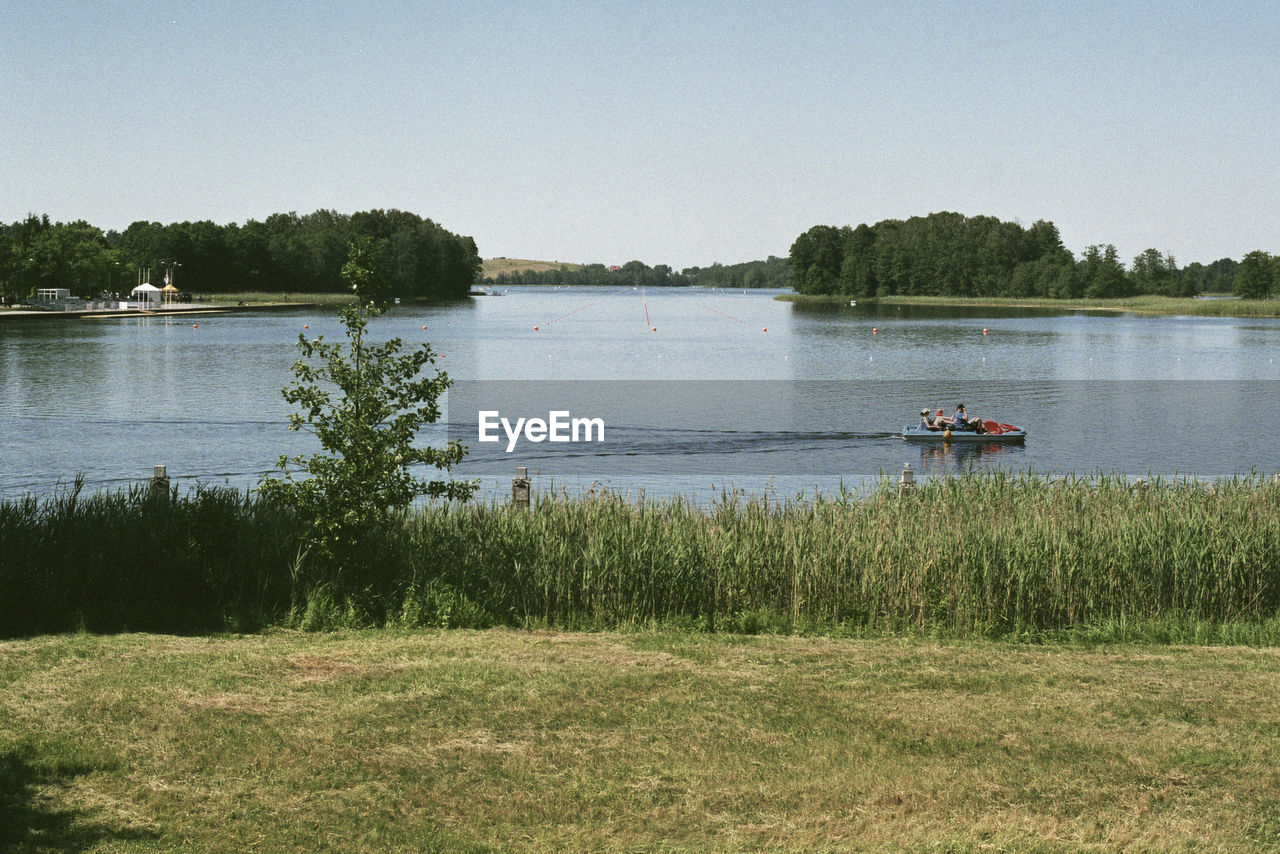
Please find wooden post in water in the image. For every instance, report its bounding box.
[512,465,530,510]
[898,462,915,497]
[150,464,170,502]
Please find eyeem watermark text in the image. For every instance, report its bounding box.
[478,410,605,453]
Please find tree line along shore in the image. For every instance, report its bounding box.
[3,208,1277,307]
[789,211,1278,301]
[0,209,480,304]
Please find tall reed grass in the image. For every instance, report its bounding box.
[3,474,1278,642]
[0,480,297,636]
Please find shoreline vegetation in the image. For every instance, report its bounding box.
[1,209,481,304]
[7,208,1277,307]
[5,629,1280,851]
[788,212,1278,302]
[4,473,1279,644]
[776,291,1280,317]
[7,288,1279,319]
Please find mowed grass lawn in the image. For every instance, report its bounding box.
[4,631,1280,852]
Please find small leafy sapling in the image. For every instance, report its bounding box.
[261,236,475,583]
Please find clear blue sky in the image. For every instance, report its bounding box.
[2,0,1277,269]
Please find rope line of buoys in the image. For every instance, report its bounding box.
[536,299,602,330]
[695,303,748,325]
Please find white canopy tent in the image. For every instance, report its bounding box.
[131,283,161,309]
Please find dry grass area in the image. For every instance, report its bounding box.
[3,630,1280,852]
[481,257,583,278]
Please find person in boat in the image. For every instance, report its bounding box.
[952,403,987,433]
[919,409,943,431]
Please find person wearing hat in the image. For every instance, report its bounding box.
[953,403,987,433]
[919,408,943,431]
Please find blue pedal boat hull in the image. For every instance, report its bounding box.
[901,426,1027,443]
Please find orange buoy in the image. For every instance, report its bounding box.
[422,325,427,330]
[762,327,767,332]
[533,325,539,331]
[303,324,309,329]
[651,327,657,332]
[982,328,988,335]
[872,327,878,334]
[192,324,198,329]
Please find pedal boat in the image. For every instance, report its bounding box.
[902,420,1026,443]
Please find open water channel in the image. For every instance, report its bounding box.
[2,287,1278,500]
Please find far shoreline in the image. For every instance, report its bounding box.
[775,291,1280,318]
[0,301,318,322]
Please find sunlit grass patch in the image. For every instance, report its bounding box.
[4,631,1280,851]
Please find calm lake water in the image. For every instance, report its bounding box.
[2,287,1278,500]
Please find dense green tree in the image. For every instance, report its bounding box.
[0,216,47,300]
[1234,251,1275,299]
[1129,248,1183,296]
[0,233,15,303]
[789,225,847,294]
[1077,245,1129,298]
[117,221,170,285]
[1181,258,1237,295]
[22,220,117,296]
[68,210,480,298]
[789,213,1076,299]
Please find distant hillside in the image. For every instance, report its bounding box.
[481,256,791,288]
[481,257,585,278]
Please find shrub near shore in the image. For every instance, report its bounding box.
[2,474,1279,642]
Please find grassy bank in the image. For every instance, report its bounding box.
[776,292,1280,317]
[3,475,1280,643]
[481,257,584,278]
[3,630,1280,852]
[202,291,355,305]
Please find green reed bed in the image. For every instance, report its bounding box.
[3,474,1279,642]
[0,481,297,637]
[415,474,1280,642]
